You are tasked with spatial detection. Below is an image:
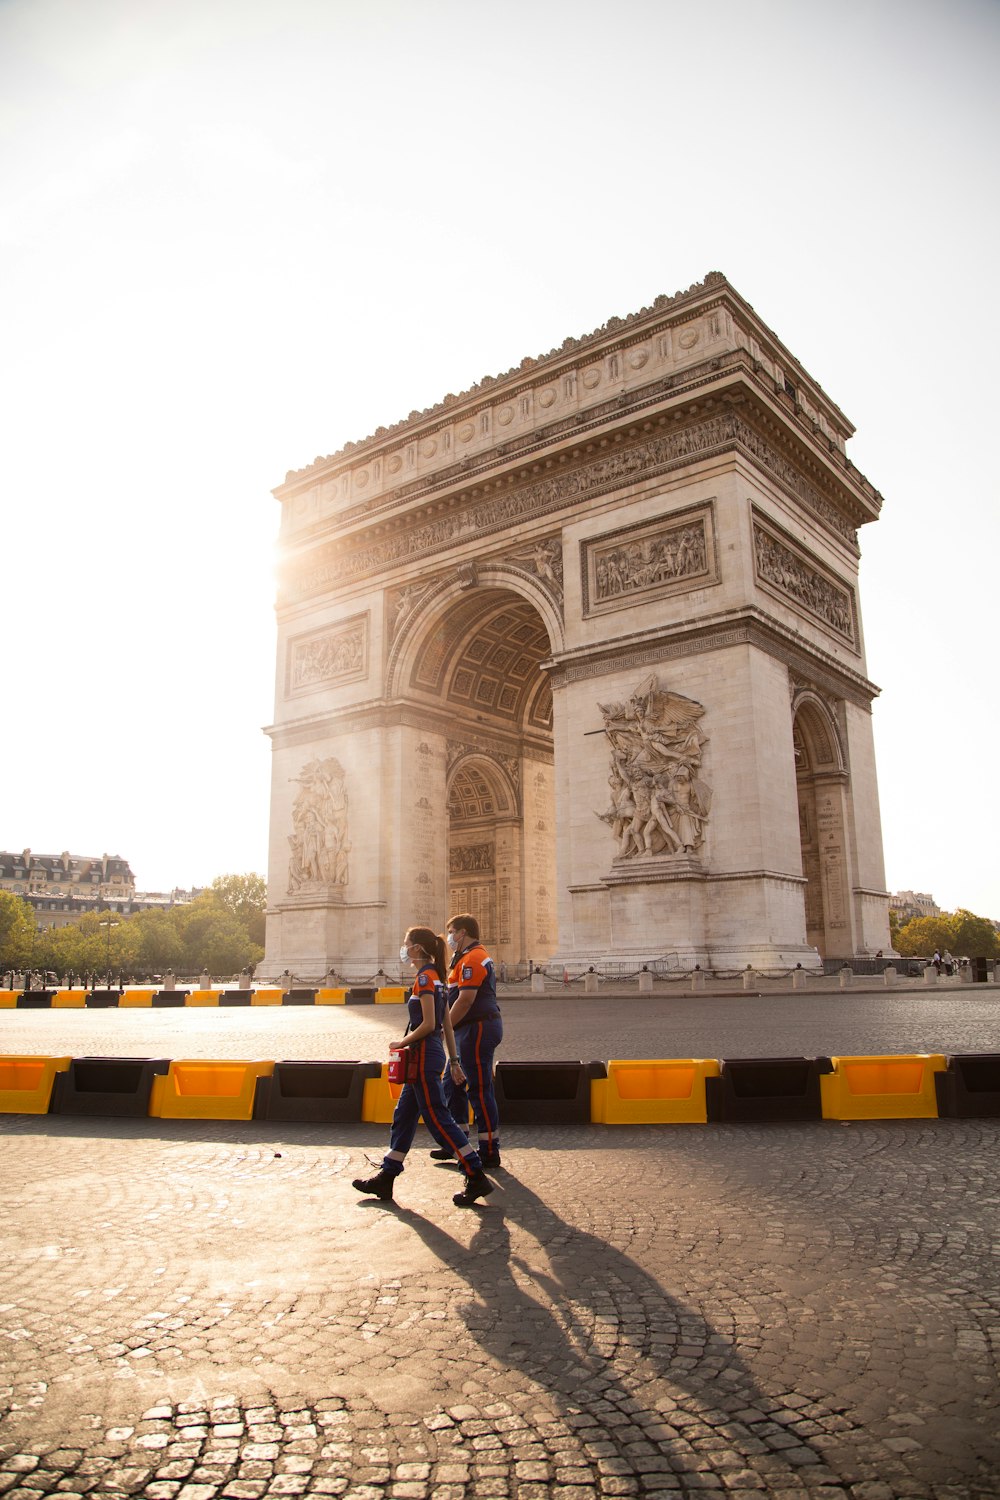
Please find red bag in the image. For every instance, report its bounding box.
[388,1048,419,1084]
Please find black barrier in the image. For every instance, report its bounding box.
[85,991,122,1008]
[493,1060,607,1124]
[152,991,189,1007]
[283,989,317,1006]
[971,957,992,983]
[347,987,376,1004]
[253,1060,381,1123]
[219,989,253,1006]
[17,992,54,1008]
[51,1056,170,1117]
[935,1054,1000,1118]
[706,1056,833,1123]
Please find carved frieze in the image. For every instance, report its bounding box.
[753,515,856,647]
[582,503,717,617]
[450,842,495,875]
[287,756,349,894]
[286,617,368,698]
[595,674,711,864]
[283,408,857,606]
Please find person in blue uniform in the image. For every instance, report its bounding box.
[429,912,503,1169]
[352,926,494,1207]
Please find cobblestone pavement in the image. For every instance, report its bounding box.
[2,1001,1000,1499]
[1,983,998,1064]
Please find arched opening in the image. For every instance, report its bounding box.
[793,696,851,959]
[396,582,557,966]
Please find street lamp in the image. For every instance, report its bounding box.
[98,915,119,984]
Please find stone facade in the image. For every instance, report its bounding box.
[262,273,891,978]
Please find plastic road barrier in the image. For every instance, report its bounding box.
[85,990,121,1008]
[362,1062,402,1124]
[706,1056,833,1123]
[51,1056,170,1117]
[0,1055,72,1114]
[348,987,377,1003]
[119,989,157,1007]
[282,988,317,1006]
[256,1060,381,1123]
[219,989,253,1006]
[149,1060,275,1121]
[0,992,17,1009]
[494,1061,608,1124]
[250,988,284,1006]
[592,1059,721,1124]
[935,1053,1000,1118]
[315,988,348,1005]
[186,990,221,1006]
[820,1054,947,1120]
[375,986,407,1004]
[152,990,188,1006]
[17,991,54,1008]
[53,989,88,1008]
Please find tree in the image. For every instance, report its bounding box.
[893,915,955,957]
[0,891,35,971]
[211,873,267,947]
[949,909,999,960]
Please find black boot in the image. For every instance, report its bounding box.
[453,1169,494,1207]
[352,1169,396,1201]
[479,1148,502,1169]
[429,1146,455,1160]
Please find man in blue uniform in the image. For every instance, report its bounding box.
[430,912,503,1169]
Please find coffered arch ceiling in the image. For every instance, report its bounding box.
[410,589,552,732]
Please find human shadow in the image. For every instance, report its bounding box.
[392,1174,843,1489]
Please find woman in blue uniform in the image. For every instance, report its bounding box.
[352,926,494,1207]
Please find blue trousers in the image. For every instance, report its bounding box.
[439,1013,503,1156]
[383,1034,482,1179]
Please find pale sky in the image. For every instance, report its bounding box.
[2,0,998,918]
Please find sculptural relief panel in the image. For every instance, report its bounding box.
[595,674,712,864]
[286,616,368,698]
[752,514,856,648]
[582,503,717,618]
[286,757,350,894]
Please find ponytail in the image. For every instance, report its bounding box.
[404,926,447,981]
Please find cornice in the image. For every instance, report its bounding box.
[277,400,869,610]
[275,273,865,497]
[544,606,880,710]
[264,699,552,761]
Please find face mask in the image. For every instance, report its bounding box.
[399,943,411,963]
[446,932,457,952]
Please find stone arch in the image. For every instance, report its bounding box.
[793,691,850,959]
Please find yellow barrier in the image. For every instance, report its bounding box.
[186,990,221,1007]
[119,989,156,1007]
[250,988,284,1006]
[375,986,407,1004]
[53,989,87,1008]
[315,988,348,1005]
[820,1054,947,1120]
[362,1063,403,1123]
[592,1058,721,1124]
[0,992,18,1009]
[149,1059,274,1120]
[0,1055,72,1113]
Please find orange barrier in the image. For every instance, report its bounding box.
[250,989,284,1006]
[53,989,87,1008]
[149,1059,274,1120]
[820,1054,946,1120]
[315,988,348,1005]
[592,1059,720,1124]
[0,1055,72,1113]
[185,990,221,1007]
[119,989,157,1008]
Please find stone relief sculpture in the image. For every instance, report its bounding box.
[287,757,350,893]
[596,674,711,860]
[594,520,707,603]
[753,522,854,642]
[510,536,564,607]
[290,622,365,691]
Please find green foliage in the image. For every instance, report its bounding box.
[17,872,267,978]
[949,909,999,960]
[0,891,36,969]
[894,909,999,959]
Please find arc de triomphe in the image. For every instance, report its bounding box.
[262,273,891,979]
